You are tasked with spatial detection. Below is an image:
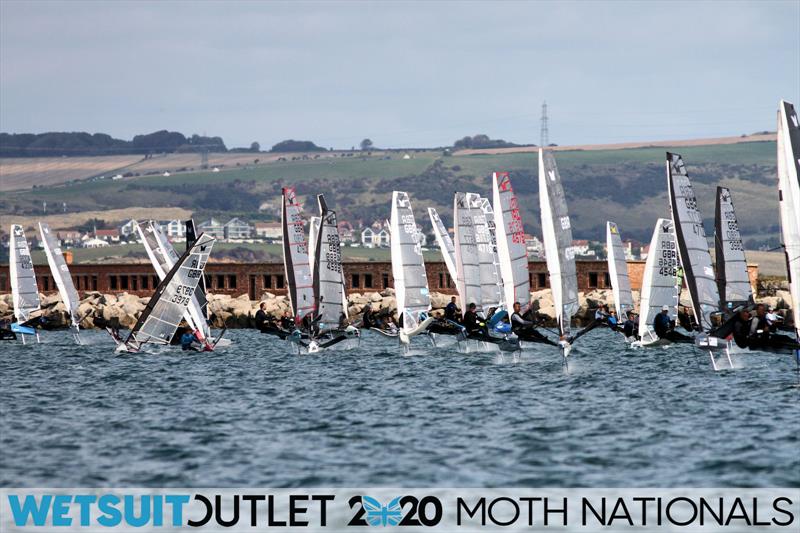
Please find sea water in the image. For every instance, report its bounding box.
[1,328,798,487]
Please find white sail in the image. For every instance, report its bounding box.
[667,152,720,332]
[38,222,81,334]
[539,150,579,336]
[9,224,40,324]
[637,219,682,342]
[714,187,753,309]
[606,221,634,318]
[427,207,457,284]
[282,187,315,322]
[390,191,430,331]
[136,221,210,340]
[777,99,800,346]
[125,234,215,351]
[312,196,346,329]
[468,193,503,311]
[492,171,530,309]
[453,192,482,314]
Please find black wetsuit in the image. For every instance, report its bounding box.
[444,302,458,322]
[255,310,270,332]
[463,310,481,333]
[622,319,636,338]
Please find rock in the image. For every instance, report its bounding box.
[430,292,450,310]
[41,293,61,306]
[380,287,395,297]
[368,292,382,303]
[261,292,276,300]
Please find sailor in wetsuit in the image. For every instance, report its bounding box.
[255,302,270,332]
[180,328,202,351]
[444,297,459,323]
[280,310,295,331]
[622,311,637,339]
[653,306,672,339]
[462,303,483,334]
[361,303,375,328]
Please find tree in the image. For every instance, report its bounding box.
[360,138,374,151]
[250,141,260,152]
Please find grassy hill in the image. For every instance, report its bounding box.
[0,139,781,247]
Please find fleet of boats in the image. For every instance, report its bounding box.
[2,100,799,369]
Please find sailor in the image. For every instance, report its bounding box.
[748,304,771,343]
[731,309,752,348]
[607,310,618,329]
[255,302,270,331]
[765,307,784,327]
[622,311,636,338]
[280,310,294,330]
[180,328,201,351]
[361,303,375,328]
[462,303,482,333]
[653,305,672,339]
[510,302,535,331]
[444,297,459,322]
[594,305,607,321]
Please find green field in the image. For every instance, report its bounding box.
[1,140,782,246]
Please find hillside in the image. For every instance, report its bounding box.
[0,137,782,247]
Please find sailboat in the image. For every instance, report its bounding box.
[539,149,586,358]
[390,191,434,345]
[634,218,687,347]
[136,220,223,350]
[305,195,359,352]
[8,224,41,343]
[666,152,735,367]
[606,221,634,336]
[776,99,800,362]
[714,187,753,311]
[453,192,482,316]
[111,233,216,353]
[427,207,457,285]
[282,187,315,328]
[38,222,83,343]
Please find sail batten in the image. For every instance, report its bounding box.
[492,172,530,309]
[714,187,753,309]
[539,150,579,336]
[390,191,430,331]
[666,152,720,332]
[282,187,315,322]
[606,221,634,318]
[9,224,41,324]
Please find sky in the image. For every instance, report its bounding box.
[1,0,798,149]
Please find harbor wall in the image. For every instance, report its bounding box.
[0,260,759,299]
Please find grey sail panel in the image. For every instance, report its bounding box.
[127,234,215,349]
[468,193,503,310]
[606,221,634,318]
[38,222,81,329]
[667,152,720,332]
[313,196,345,329]
[492,172,530,309]
[9,224,41,323]
[539,150,579,336]
[714,187,753,309]
[282,187,315,322]
[453,192,482,313]
[390,191,430,328]
[427,207,457,283]
[637,219,682,341]
[777,100,800,345]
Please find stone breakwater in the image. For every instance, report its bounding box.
[0,288,794,330]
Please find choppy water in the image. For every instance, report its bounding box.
[1,328,798,488]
